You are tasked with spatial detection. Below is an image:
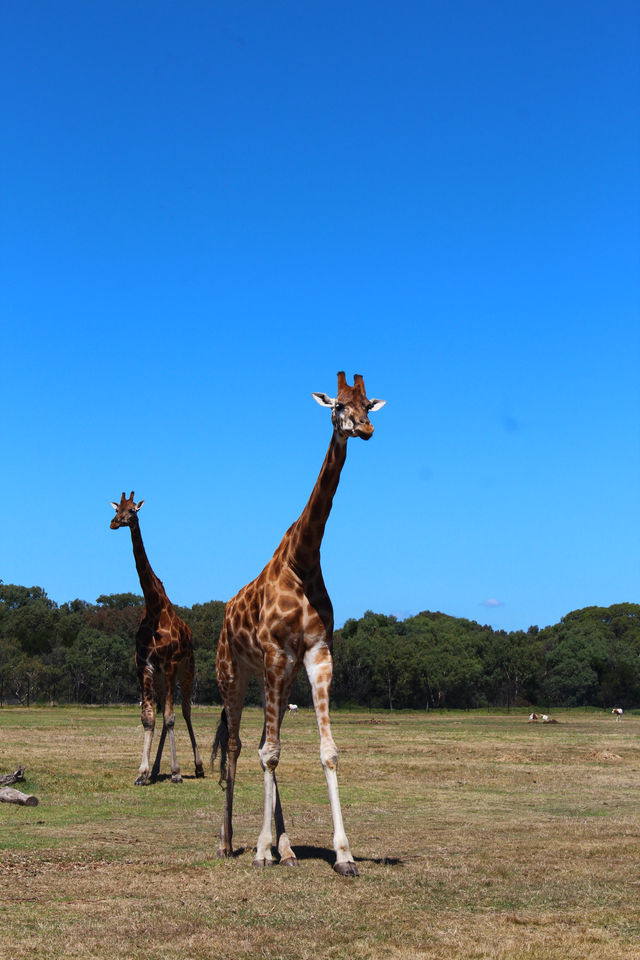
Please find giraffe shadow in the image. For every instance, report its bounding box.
[217,845,403,866]
[286,844,334,865]
[286,845,403,868]
[150,773,204,783]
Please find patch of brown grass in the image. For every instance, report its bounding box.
[1,707,639,959]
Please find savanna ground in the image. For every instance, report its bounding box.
[0,705,638,960]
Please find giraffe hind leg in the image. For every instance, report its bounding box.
[212,703,244,858]
[150,723,168,780]
[274,776,297,866]
[254,658,298,867]
[179,659,204,778]
[164,681,182,783]
[147,673,167,781]
[254,719,280,867]
[272,699,298,866]
[213,628,249,857]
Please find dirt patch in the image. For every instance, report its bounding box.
[585,750,623,762]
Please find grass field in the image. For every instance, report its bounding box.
[1,705,638,960]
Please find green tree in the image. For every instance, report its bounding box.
[484,629,543,707]
[95,593,145,610]
[0,583,58,656]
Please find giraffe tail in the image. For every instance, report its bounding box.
[211,708,228,788]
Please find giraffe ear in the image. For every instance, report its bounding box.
[134,500,145,511]
[110,502,119,511]
[368,398,386,412]
[312,392,335,408]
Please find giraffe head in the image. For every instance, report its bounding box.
[312,372,385,440]
[110,491,145,529]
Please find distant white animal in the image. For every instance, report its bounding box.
[612,708,623,721]
[528,713,539,721]
[541,714,549,722]
[287,704,298,715]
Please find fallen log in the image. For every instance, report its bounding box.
[0,766,26,788]
[0,786,38,806]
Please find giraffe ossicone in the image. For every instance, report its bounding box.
[212,372,385,876]
[110,491,204,786]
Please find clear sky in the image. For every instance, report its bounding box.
[2,1,638,633]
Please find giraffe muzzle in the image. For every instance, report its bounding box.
[355,421,374,440]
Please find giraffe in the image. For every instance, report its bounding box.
[212,372,385,876]
[110,492,204,786]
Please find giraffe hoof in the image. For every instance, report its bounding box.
[134,775,149,786]
[171,774,183,784]
[279,857,299,868]
[217,847,233,859]
[195,765,205,778]
[333,861,359,877]
[252,858,273,868]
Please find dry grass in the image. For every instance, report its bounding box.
[1,706,639,959]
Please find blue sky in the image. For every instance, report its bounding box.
[2,1,638,632]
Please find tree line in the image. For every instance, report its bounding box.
[0,582,638,710]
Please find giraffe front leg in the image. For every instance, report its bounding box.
[304,645,359,876]
[136,670,155,786]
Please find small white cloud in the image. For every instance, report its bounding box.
[481,598,505,608]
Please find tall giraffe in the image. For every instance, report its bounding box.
[213,372,385,875]
[110,492,204,785]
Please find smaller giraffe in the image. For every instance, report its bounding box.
[110,492,204,785]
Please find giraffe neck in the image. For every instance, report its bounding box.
[288,430,347,572]
[129,518,167,611]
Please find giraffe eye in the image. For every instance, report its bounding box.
[335,403,344,412]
